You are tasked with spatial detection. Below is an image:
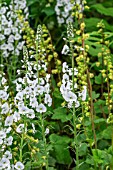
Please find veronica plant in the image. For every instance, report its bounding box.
[61,22,87,169]
[0,0,28,81]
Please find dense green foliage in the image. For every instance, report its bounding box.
[0,0,113,170]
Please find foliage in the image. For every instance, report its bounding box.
[0,0,113,170]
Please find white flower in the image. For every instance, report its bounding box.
[30,97,38,108]
[62,62,68,73]
[5,127,12,134]
[0,7,7,14]
[4,136,13,146]
[4,28,11,35]
[63,91,77,102]
[61,44,69,55]
[1,43,7,50]
[36,103,47,113]
[1,102,9,114]
[44,94,52,107]
[8,34,14,43]
[0,130,6,139]
[68,68,78,76]
[15,91,23,101]
[32,123,36,134]
[13,111,21,122]
[62,73,69,84]
[81,86,87,101]
[15,162,24,170]
[75,101,80,108]
[34,85,44,95]
[0,90,9,100]
[1,158,10,168]
[18,105,29,115]
[16,124,24,133]
[26,109,35,119]
[60,84,66,94]
[3,150,12,159]
[16,83,22,92]
[0,34,5,41]
[0,139,3,145]
[1,77,7,85]
[7,43,14,51]
[14,33,21,40]
[45,74,50,83]
[5,115,13,126]
[45,128,49,135]
[44,83,50,94]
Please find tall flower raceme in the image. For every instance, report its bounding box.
[55,0,74,24]
[12,30,52,168]
[0,73,25,170]
[0,0,28,80]
[55,0,85,25]
[61,22,87,169]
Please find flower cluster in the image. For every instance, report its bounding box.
[0,73,25,170]
[55,0,73,24]
[60,62,86,108]
[0,0,28,58]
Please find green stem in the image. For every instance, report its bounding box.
[40,114,49,170]
[70,41,79,169]
[20,133,24,162]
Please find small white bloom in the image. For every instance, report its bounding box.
[1,158,10,168]
[26,109,35,119]
[13,111,21,122]
[14,33,21,40]
[62,62,68,73]
[5,115,13,126]
[4,28,11,35]
[30,97,38,108]
[3,150,12,159]
[44,94,52,107]
[81,86,87,101]
[61,44,69,55]
[0,90,9,100]
[45,74,50,82]
[32,123,36,134]
[15,91,23,101]
[0,130,6,139]
[62,73,69,84]
[15,162,24,170]
[63,91,77,102]
[16,124,24,133]
[1,77,7,85]
[1,102,9,114]
[45,128,49,135]
[0,139,3,145]
[79,86,87,101]
[36,103,47,113]
[5,127,12,134]
[4,136,13,146]
[34,85,44,95]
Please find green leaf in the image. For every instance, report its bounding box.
[102,126,113,139]
[27,0,41,6]
[52,107,72,122]
[95,73,102,84]
[78,143,88,156]
[42,7,55,16]
[85,18,100,32]
[92,149,103,164]
[92,91,100,99]
[49,134,72,164]
[91,4,113,17]
[94,118,106,124]
[85,40,102,56]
